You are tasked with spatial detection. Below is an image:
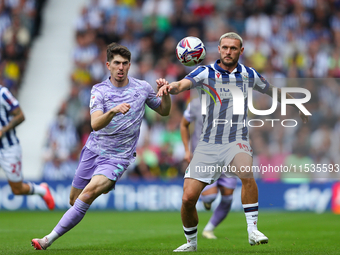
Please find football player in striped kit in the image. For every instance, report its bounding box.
[0,85,55,210]
[157,32,308,252]
[180,97,237,240]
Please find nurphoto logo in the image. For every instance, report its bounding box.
[200,81,311,128]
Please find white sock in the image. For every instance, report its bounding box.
[243,202,258,235]
[203,221,215,231]
[45,230,59,245]
[28,182,46,196]
[183,225,197,247]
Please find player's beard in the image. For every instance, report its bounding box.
[221,56,238,67]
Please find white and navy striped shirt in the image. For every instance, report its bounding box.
[0,85,20,149]
[185,60,269,144]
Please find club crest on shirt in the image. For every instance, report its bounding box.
[90,94,96,107]
[241,73,249,81]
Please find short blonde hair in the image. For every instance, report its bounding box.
[219,32,243,47]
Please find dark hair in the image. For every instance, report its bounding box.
[107,43,131,62]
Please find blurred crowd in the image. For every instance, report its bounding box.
[7,0,338,182]
[0,0,46,97]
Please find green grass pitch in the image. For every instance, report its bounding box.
[0,210,339,254]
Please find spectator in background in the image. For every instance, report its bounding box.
[0,0,44,96]
[2,14,31,50]
[73,30,99,68]
[42,111,79,181]
[1,43,23,95]
[141,0,173,42]
[42,147,77,181]
[282,145,313,183]
[245,8,272,40]
[44,113,79,158]
[0,1,12,42]
[170,0,192,42]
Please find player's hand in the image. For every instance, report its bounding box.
[156,78,169,91]
[112,103,131,115]
[184,150,192,163]
[0,130,2,138]
[157,85,172,97]
[299,110,308,124]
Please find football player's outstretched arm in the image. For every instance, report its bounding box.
[265,84,309,124]
[157,79,192,96]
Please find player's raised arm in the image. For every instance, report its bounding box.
[91,103,131,131]
[265,84,309,124]
[157,78,192,96]
[0,107,25,138]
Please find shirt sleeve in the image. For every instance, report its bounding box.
[145,82,161,110]
[184,66,207,89]
[1,87,19,111]
[252,68,270,94]
[89,86,104,114]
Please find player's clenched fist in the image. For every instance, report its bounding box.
[112,103,131,115]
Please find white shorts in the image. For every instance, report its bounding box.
[185,140,253,184]
[0,144,23,182]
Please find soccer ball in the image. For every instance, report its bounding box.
[176,36,206,67]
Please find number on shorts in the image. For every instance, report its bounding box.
[11,161,21,177]
[236,143,250,152]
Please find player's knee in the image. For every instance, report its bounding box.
[182,194,198,208]
[79,190,97,204]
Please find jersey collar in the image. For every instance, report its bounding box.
[214,60,242,74]
[107,76,131,90]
